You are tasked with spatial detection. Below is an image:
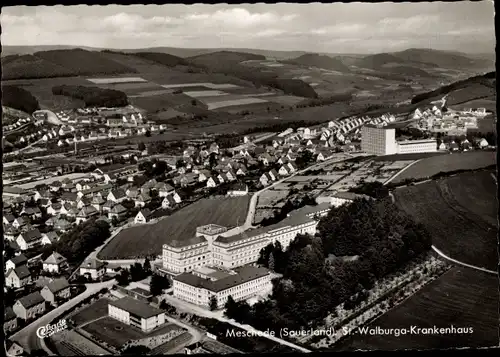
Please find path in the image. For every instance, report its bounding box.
[11,280,116,354]
[383,159,422,185]
[431,246,498,275]
[163,294,311,353]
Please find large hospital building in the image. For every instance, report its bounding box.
[361,124,437,155]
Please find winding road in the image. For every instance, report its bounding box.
[11,280,116,354]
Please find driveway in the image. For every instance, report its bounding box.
[162,294,311,353]
[11,279,116,354]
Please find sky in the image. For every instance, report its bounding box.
[0,3,495,54]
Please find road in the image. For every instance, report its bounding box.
[11,279,116,354]
[163,294,311,353]
[383,159,422,185]
[431,246,498,275]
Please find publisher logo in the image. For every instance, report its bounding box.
[36,319,68,339]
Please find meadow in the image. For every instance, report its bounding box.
[394,170,498,270]
[335,267,499,350]
[98,196,250,259]
[391,151,496,183]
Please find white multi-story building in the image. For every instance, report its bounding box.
[316,192,371,207]
[361,124,397,155]
[108,297,165,332]
[173,266,271,308]
[161,205,329,276]
[396,139,437,154]
[362,124,437,155]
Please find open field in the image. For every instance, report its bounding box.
[81,316,180,349]
[94,81,166,94]
[98,196,250,259]
[394,170,498,270]
[391,151,496,183]
[334,267,499,351]
[373,152,446,162]
[68,298,110,327]
[86,77,147,84]
[449,97,496,113]
[206,97,269,110]
[183,90,229,98]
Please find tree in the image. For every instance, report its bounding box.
[224,296,238,318]
[191,99,197,106]
[209,295,218,311]
[111,216,119,227]
[268,252,275,271]
[150,274,171,296]
[145,130,151,137]
[138,142,146,151]
[116,270,130,286]
[209,152,218,169]
[121,346,151,355]
[143,257,151,273]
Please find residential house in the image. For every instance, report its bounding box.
[175,173,198,187]
[76,205,99,224]
[227,183,249,197]
[134,209,153,224]
[91,196,106,212]
[47,202,62,216]
[60,192,78,205]
[12,217,29,230]
[126,187,139,198]
[16,229,42,251]
[198,170,212,182]
[107,189,127,203]
[287,162,298,173]
[41,278,71,305]
[5,307,18,334]
[76,197,92,209]
[158,183,175,197]
[59,202,75,216]
[209,143,220,154]
[5,254,28,272]
[49,181,63,192]
[259,172,273,186]
[6,265,32,288]
[42,252,68,274]
[102,200,116,213]
[161,192,182,209]
[79,259,106,280]
[4,226,20,241]
[20,206,42,220]
[269,169,279,181]
[13,292,46,320]
[206,177,219,188]
[279,165,292,176]
[41,231,59,246]
[236,166,248,176]
[438,142,448,151]
[217,173,228,184]
[449,142,459,151]
[108,204,128,221]
[3,213,15,226]
[134,193,151,208]
[53,217,72,232]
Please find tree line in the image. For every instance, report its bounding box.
[2,85,40,114]
[52,85,128,107]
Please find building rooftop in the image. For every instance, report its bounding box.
[174,266,270,293]
[43,251,67,265]
[18,291,45,308]
[196,224,228,236]
[396,139,437,145]
[45,278,70,293]
[109,296,163,319]
[8,254,28,266]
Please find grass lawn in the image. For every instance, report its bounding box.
[98,196,250,259]
[373,152,447,162]
[394,170,498,270]
[391,151,496,183]
[69,298,110,327]
[81,316,181,349]
[334,267,499,350]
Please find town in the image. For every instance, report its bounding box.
[2,2,498,356]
